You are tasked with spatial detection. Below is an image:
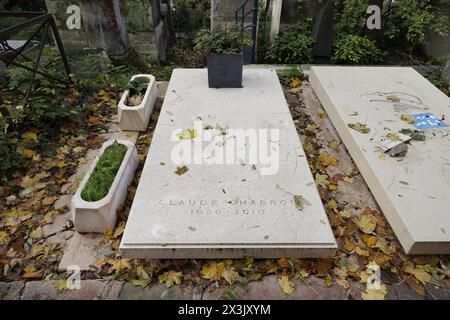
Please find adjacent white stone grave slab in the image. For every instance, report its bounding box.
[310,66,450,254]
[120,68,337,258]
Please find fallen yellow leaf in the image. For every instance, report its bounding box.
[21,131,38,143]
[159,270,182,288]
[178,129,197,140]
[354,214,377,234]
[403,263,432,284]
[21,149,35,159]
[291,76,302,88]
[201,262,225,281]
[319,153,338,167]
[361,285,387,300]
[112,259,132,273]
[54,279,68,292]
[279,276,295,294]
[362,234,378,247]
[325,274,333,287]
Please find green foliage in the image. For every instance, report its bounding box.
[0,0,46,29]
[0,130,23,175]
[71,52,133,93]
[81,142,128,202]
[426,55,449,66]
[4,48,68,94]
[383,0,449,47]
[399,129,426,141]
[0,0,45,11]
[276,68,304,86]
[148,64,176,81]
[426,69,449,89]
[4,67,31,93]
[0,49,136,178]
[266,20,314,64]
[173,0,210,7]
[332,35,383,65]
[332,0,449,51]
[194,27,253,55]
[127,78,148,97]
[331,0,369,35]
[263,0,448,64]
[25,97,79,128]
[0,94,79,177]
[171,0,211,32]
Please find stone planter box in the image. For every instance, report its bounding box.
[118,74,158,131]
[72,140,138,233]
[207,53,243,88]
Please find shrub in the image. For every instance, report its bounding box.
[332,0,449,53]
[81,142,128,202]
[426,69,449,95]
[383,0,449,48]
[267,21,314,64]
[331,35,383,65]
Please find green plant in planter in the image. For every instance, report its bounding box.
[194,27,253,55]
[126,78,149,107]
[81,141,128,202]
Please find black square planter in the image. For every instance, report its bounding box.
[207,53,243,88]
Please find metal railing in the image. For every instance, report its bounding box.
[235,0,258,64]
[0,11,71,103]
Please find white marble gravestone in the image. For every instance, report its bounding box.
[120,68,337,258]
[310,66,450,255]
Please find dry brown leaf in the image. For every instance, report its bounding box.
[348,123,371,134]
[354,214,377,234]
[343,238,356,252]
[406,277,426,296]
[387,95,400,102]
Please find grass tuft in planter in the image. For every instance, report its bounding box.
[81,141,128,202]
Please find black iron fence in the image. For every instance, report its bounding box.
[0,11,71,103]
[235,0,259,64]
